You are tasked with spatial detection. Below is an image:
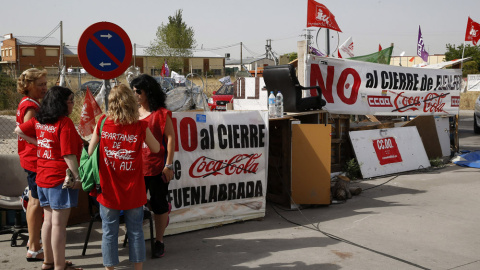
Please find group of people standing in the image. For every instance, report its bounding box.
[15,69,175,270]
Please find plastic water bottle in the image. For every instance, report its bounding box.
[275,91,284,118]
[268,91,276,118]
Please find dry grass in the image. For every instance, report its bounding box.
[460,91,480,110]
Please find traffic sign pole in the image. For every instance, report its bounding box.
[104,80,111,111]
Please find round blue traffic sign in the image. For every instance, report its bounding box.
[78,22,132,80]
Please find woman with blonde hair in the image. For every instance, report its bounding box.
[16,68,47,262]
[88,84,160,270]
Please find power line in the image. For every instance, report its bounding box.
[24,22,61,45]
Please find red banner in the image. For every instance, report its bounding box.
[372,137,402,165]
[78,88,102,137]
[307,0,342,32]
[465,17,480,45]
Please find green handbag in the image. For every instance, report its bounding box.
[79,117,106,192]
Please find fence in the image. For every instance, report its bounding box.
[0,72,235,154]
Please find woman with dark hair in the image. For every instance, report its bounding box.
[88,84,159,270]
[130,74,175,258]
[16,68,47,262]
[15,86,83,270]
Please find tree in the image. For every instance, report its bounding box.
[445,44,480,77]
[147,9,196,73]
[283,52,298,62]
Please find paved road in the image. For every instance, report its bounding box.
[1,112,479,270]
[458,110,480,151]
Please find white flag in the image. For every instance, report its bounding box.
[337,36,354,58]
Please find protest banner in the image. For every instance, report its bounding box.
[166,111,269,234]
[306,55,461,115]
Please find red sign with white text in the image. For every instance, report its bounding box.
[372,137,402,165]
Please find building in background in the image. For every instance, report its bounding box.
[1,33,226,78]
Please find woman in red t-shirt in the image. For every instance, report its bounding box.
[16,68,47,262]
[88,84,159,270]
[16,86,83,270]
[130,74,175,258]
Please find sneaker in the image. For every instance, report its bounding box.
[153,241,165,258]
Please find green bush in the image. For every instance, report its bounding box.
[343,158,362,180]
[0,73,20,111]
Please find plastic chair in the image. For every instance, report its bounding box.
[263,64,326,112]
[81,195,154,257]
[0,154,29,247]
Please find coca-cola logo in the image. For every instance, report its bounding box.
[391,91,448,113]
[392,91,420,112]
[189,153,262,178]
[103,147,135,160]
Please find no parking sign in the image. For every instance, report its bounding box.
[78,22,132,80]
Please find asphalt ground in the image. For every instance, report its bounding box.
[1,110,479,270]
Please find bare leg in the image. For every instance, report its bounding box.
[51,208,71,270]
[27,191,43,252]
[41,207,53,267]
[154,213,168,242]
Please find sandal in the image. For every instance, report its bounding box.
[42,261,76,270]
[42,262,53,270]
[64,266,83,270]
[26,239,42,250]
[26,248,44,262]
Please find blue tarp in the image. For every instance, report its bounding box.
[453,151,480,168]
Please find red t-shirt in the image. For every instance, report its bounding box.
[96,115,148,210]
[19,116,83,188]
[16,97,40,172]
[140,107,172,176]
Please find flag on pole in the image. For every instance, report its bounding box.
[465,16,480,45]
[309,46,325,57]
[78,88,102,137]
[307,0,342,32]
[161,60,170,77]
[348,46,393,64]
[417,26,429,63]
[378,44,382,52]
[409,57,415,62]
[337,37,354,58]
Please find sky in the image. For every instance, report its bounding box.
[2,0,480,60]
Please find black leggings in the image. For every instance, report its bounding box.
[145,174,170,215]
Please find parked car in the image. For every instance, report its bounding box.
[80,80,103,96]
[474,95,480,134]
[208,84,234,111]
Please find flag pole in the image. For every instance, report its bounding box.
[461,41,466,70]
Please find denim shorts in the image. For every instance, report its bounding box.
[37,184,79,210]
[25,169,39,199]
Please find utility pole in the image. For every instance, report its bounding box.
[240,42,243,71]
[59,21,63,71]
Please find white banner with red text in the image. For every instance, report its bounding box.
[163,111,268,235]
[306,55,461,115]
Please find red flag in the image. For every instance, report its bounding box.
[465,17,480,45]
[160,62,166,77]
[307,0,342,32]
[78,87,102,137]
[409,57,415,62]
[379,44,382,51]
